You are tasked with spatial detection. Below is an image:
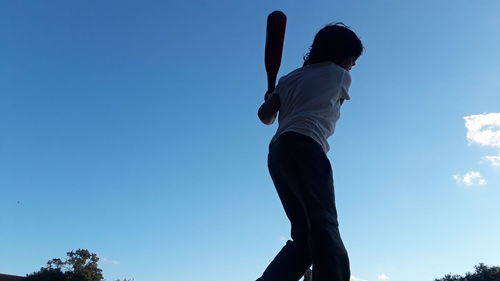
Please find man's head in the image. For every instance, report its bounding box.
[303,23,364,71]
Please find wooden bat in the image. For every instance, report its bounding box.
[265,10,287,96]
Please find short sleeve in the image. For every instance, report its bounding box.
[340,71,352,100]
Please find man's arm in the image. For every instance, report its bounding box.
[257,93,281,125]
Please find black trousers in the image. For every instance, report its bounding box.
[256,132,350,281]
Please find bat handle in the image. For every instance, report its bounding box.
[267,77,276,94]
[265,87,275,101]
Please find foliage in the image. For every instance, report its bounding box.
[25,267,65,281]
[435,263,500,281]
[26,249,103,281]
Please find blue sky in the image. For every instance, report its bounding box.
[1,1,499,281]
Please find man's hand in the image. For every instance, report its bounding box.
[264,90,273,101]
[258,92,281,125]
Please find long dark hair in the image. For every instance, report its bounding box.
[303,23,364,66]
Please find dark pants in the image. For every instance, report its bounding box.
[256,132,350,281]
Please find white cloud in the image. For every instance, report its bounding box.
[102,258,120,265]
[453,171,487,186]
[378,273,390,280]
[351,275,368,281]
[483,154,500,167]
[464,113,500,147]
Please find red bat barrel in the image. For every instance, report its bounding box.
[265,10,287,94]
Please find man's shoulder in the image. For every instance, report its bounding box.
[278,62,346,87]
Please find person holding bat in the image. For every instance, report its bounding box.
[257,22,364,281]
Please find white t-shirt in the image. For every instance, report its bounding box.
[270,62,351,153]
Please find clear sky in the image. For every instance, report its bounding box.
[1,1,499,281]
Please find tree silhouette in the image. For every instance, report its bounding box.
[26,249,103,281]
[434,263,500,281]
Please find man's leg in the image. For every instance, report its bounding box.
[256,134,313,281]
[295,149,350,281]
[256,132,350,281]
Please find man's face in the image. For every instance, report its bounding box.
[339,57,356,71]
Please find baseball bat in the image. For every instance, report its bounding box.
[265,10,287,95]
